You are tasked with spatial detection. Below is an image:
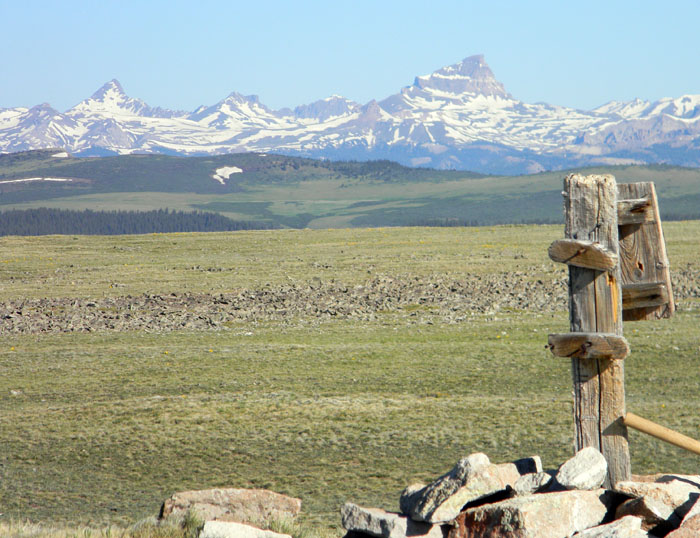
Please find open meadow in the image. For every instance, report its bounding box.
[4,151,700,230]
[0,222,699,536]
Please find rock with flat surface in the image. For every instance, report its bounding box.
[512,472,553,496]
[403,453,489,523]
[448,489,613,538]
[572,515,648,537]
[341,503,445,538]
[404,453,534,523]
[199,520,291,538]
[614,478,700,517]
[555,447,607,491]
[159,488,301,524]
[615,496,677,533]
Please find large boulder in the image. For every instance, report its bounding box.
[447,489,614,538]
[159,488,301,525]
[401,453,538,523]
[512,472,554,496]
[614,476,700,512]
[555,447,607,491]
[613,476,700,532]
[341,502,445,538]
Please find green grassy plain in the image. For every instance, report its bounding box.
[3,151,700,228]
[0,223,699,535]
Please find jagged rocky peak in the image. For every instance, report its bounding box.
[216,92,275,113]
[91,79,127,100]
[223,91,261,104]
[72,78,149,115]
[28,103,61,117]
[187,91,276,125]
[74,79,181,118]
[294,95,359,121]
[414,54,509,98]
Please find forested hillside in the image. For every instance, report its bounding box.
[0,208,270,236]
[2,150,700,229]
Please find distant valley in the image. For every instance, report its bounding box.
[1,149,699,232]
[2,55,700,174]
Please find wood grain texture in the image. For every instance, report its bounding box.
[548,332,629,360]
[617,183,674,321]
[548,239,618,271]
[564,173,630,487]
[624,413,700,456]
[617,197,654,225]
[622,282,669,310]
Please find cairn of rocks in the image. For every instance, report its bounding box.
[341,447,700,538]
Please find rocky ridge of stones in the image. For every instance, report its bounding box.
[0,272,568,334]
[2,268,699,334]
[343,447,700,538]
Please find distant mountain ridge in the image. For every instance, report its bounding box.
[2,55,700,174]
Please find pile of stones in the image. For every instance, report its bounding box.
[153,448,700,537]
[341,447,700,538]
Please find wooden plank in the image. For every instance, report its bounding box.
[618,197,654,225]
[622,282,669,310]
[565,173,630,488]
[548,239,618,271]
[548,333,629,360]
[623,413,700,456]
[617,183,674,321]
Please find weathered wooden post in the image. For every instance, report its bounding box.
[617,182,675,321]
[548,173,631,487]
[548,175,693,483]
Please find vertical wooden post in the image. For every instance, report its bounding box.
[617,182,675,321]
[565,173,631,487]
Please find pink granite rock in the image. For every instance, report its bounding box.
[159,488,301,525]
[448,489,613,538]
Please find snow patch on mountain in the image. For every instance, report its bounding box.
[0,177,74,184]
[70,79,184,120]
[294,95,360,122]
[2,55,700,173]
[212,166,243,185]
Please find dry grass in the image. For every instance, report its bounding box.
[0,519,183,538]
[0,225,563,300]
[0,222,698,534]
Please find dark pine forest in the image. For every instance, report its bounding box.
[0,208,272,236]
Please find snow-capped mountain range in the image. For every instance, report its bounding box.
[2,55,700,174]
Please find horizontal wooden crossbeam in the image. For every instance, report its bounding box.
[617,197,654,225]
[622,282,669,311]
[547,332,630,360]
[548,239,618,271]
[623,413,700,456]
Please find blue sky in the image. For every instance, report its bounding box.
[2,0,699,112]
